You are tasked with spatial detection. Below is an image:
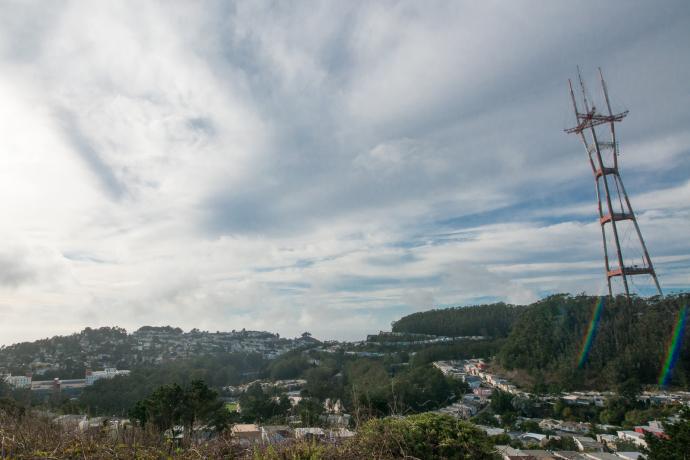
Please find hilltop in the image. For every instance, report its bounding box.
[392,302,523,338]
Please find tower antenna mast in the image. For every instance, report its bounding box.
[566,68,662,299]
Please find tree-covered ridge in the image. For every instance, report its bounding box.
[390,294,690,390]
[497,294,690,390]
[392,302,523,337]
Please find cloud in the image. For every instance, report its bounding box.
[57,108,128,200]
[0,1,689,345]
[0,251,37,288]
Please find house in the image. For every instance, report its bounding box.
[494,445,533,460]
[53,414,87,430]
[327,428,355,442]
[617,430,647,448]
[594,424,619,432]
[563,395,590,406]
[433,361,455,375]
[595,434,617,448]
[573,436,603,452]
[438,402,477,418]
[295,427,325,441]
[31,378,61,393]
[261,425,292,444]
[539,419,561,431]
[615,453,644,460]
[463,394,482,405]
[59,379,88,395]
[634,423,666,439]
[288,395,303,406]
[476,425,506,437]
[581,453,620,460]
[323,398,344,414]
[521,450,559,459]
[231,424,261,447]
[321,413,351,427]
[473,387,493,399]
[558,421,591,434]
[464,376,482,389]
[552,452,583,460]
[78,416,109,432]
[520,432,547,445]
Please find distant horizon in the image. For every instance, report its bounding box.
[4,290,689,348]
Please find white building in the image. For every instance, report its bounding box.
[2,374,32,389]
[617,430,647,449]
[85,368,130,385]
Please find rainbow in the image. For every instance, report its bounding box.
[658,305,688,388]
[577,297,604,368]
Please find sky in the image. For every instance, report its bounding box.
[1,1,689,345]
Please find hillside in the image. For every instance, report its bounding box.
[393,294,690,390]
[0,326,316,378]
[498,294,690,390]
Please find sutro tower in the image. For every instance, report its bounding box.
[566,68,662,299]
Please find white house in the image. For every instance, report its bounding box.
[617,430,647,448]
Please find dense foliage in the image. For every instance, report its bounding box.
[80,353,264,415]
[237,383,292,423]
[356,413,494,459]
[129,380,229,437]
[391,293,690,390]
[392,302,522,337]
[411,339,504,366]
[497,294,690,389]
[0,407,494,459]
[342,361,467,419]
[265,351,311,380]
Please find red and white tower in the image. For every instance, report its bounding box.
[566,68,662,299]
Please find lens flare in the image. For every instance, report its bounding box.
[577,297,604,368]
[658,305,688,388]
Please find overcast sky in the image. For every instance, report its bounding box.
[1,1,689,345]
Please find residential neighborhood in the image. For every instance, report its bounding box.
[2,331,690,458]
[428,359,688,459]
[0,326,319,377]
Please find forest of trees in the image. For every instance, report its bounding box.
[79,353,265,415]
[392,293,690,391]
[392,302,523,337]
[496,294,690,390]
[129,380,230,439]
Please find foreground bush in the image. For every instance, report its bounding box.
[354,413,494,460]
[0,410,493,459]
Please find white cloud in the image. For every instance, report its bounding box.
[0,1,689,345]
